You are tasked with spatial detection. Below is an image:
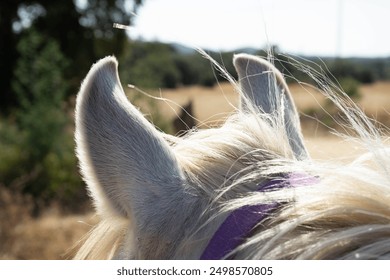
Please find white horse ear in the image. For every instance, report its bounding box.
[233,54,309,160]
[75,57,185,219]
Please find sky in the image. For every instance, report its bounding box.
[129,0,390,57]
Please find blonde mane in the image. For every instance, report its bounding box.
[74,52,390,259]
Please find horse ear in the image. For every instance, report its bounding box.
[233,53,309,160]
[75,57,185,219]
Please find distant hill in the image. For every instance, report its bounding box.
[121,39,390,89]
[233,47,258,55]
[170,43,196,55]
[170,43,259,56]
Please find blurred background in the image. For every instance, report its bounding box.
[0,0,389,259]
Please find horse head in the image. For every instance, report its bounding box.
[74,54,390,259]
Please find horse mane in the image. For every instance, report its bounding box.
[223,54,390,259]
[74,52,390,259]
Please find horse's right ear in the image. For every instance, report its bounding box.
[75,57,186,220]
[233,54,309,160]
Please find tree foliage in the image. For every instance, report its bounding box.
[0,0,143,112]
[0,28,84,210]
[120,42,181,88]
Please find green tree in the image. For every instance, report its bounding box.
[2,28,83,210]
[121,41,181,88]
[339,77,361,99]
[0,0,144,112]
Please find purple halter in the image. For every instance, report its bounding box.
[200,173,317,260]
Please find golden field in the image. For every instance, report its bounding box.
[1,81,390,259]
[135,81,390,161]
[138,81,390,131]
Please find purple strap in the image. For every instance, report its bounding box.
[200,173,317,260]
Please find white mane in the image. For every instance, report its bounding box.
[74,52,390,259]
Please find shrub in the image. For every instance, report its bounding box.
[339,77,361,100]
[120,41,181,89]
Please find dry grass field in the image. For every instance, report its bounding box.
[136,81,390,161]
[140,81,390,131]
[1,81,390,259]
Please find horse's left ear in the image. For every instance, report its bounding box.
[233,54,309,160]
[75,57,187,221]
